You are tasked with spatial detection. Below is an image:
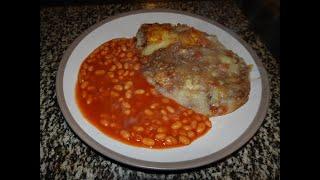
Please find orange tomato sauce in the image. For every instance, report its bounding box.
[76,38,212,148]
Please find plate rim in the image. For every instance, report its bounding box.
[56,9,270,170]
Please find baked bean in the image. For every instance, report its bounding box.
[107,72,114,78]
[111,79,119,83]
[172,116,180,121]
[187,109,193,115]
[134,135,143,142]
[114,85,123,91]
[100,114,108,118]
[80,69,86,76]
[111,57,117,63]
[179,129,188,136]
[144,109,153,116]
[127,52,133,58]
[165,136,177,145]
[110,122,117,128]
[80,81,89,89]
[146,125,156,132]
[100,50,107,56]
[115,48,122,54]
[170,130,178,137]
[81,91,87,98]
[157,127,166,133]
[132,56,138,61]
[94,69,106,75]
[120,130,130,139]
[183,112,188,116]
[150,103,159,109]
[121,45,127,52]
[204,120,212,128]
[100,119,110,126]
[125,90,132,99]
[162,116,169,121]
[110,91,120,97]
[135,89,145,94]
[166,106,175,113]
[86,97,93,104]
[179,136,191,145]
[191,120,197,129]
[119,52,125,58]
[98,87,105,93]
[122,102,131,109]
[115,62,122,69]
[104,54,112,59]
[110,41,115,47]
[109,65,116,71]
[88,66,94,72]
[104,46,109,51]
[87,86,96,91]
[160,109,167,115]
[104,60,110,66]
[124,40,132,47]
[187,131,195,138]
[123,70,129,76]
[117,69,125,75]
[129,71,135,76]
[119,76,124,80]
[133,126,144,132]
[133,63,140,70]
[124,63,129,69]
[182,118,189,124]
[82,63,88,69]
[171,121,182,130]
[142,138,155,146]
[124,81,133,90]
[196,123,206,134]
[155,133,166,140]
[183,125,192,131]
[123,109,131,115]
[195,115,202,121]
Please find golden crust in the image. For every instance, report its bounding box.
[136,23,225,56]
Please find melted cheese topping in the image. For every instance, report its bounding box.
[142,33,177,55]
[142,44,250,117]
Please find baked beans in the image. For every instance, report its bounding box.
[76,38,211,148]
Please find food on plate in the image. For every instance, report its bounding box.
[137,23,251,116]
[76,38,211,148]
[75,23,251,148]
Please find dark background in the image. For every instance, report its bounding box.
[40,0,280,60]
[40,0,280,179]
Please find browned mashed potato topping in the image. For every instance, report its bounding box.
[136,23,251,117]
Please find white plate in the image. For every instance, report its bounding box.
[56,9,269,170]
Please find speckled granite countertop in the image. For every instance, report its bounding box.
[40,0,280,179]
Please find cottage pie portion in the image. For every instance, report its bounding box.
[137,23,251,117]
